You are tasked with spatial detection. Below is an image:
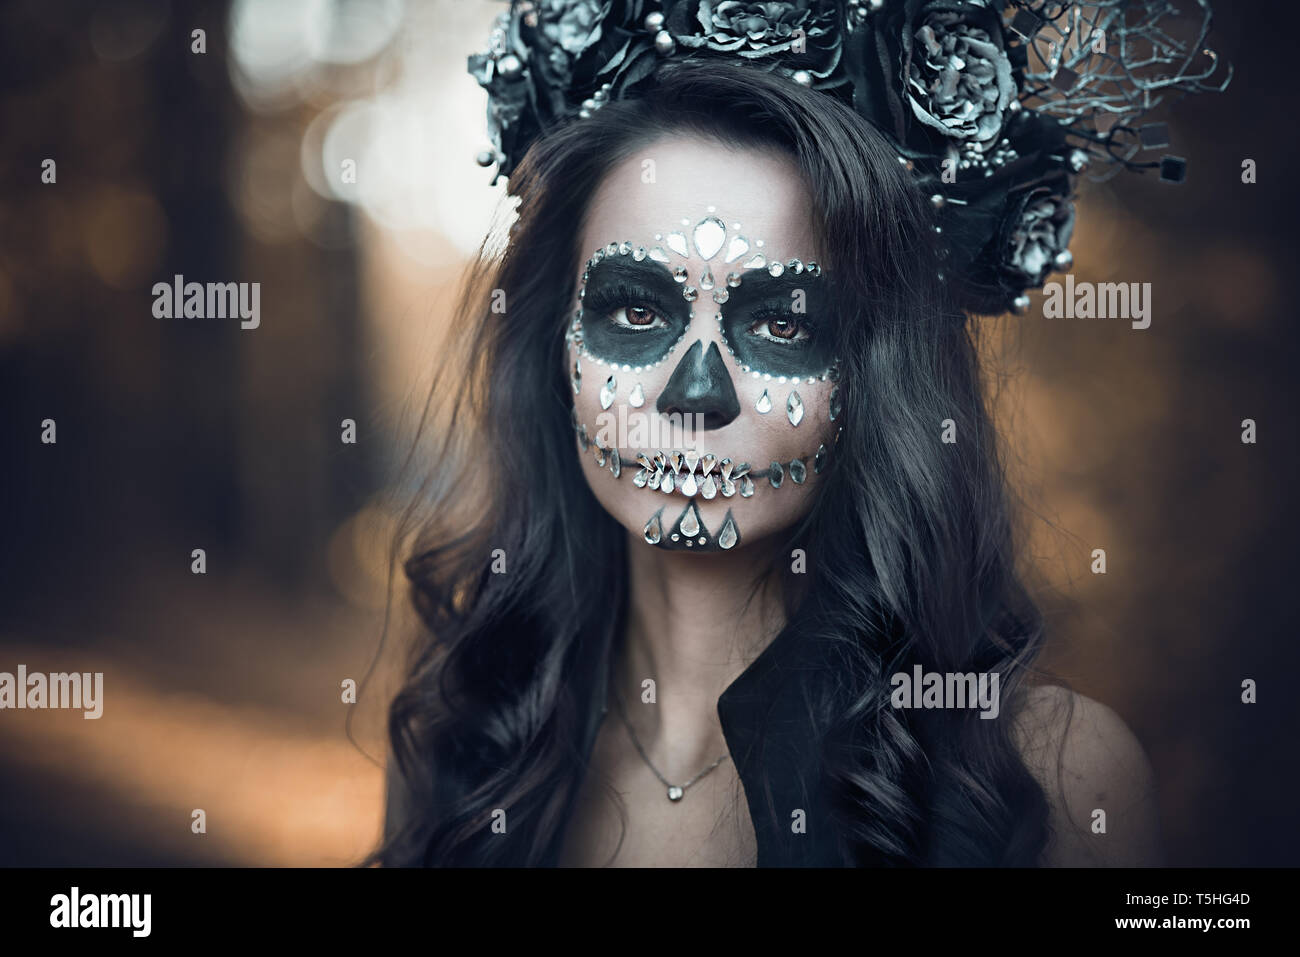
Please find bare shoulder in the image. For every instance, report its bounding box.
[1011,684,1163,866]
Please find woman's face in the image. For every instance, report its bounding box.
[565,135,842,552]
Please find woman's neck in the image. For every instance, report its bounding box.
[613,531,787,776]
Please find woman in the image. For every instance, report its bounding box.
[369,50,1163,867]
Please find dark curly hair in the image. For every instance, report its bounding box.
[366,57,1052,867]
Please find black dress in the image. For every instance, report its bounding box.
[564,614,845,866]
[383,613,848,867]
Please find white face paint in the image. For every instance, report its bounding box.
[566,135,842,552]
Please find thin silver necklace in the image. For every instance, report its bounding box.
[611,680,730,802]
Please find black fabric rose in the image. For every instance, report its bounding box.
[927,111,1074,313]
[663,0,843,84]
[845,0,1025,161]
[468,1,659,183]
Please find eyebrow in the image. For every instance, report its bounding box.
[582,256,683,302]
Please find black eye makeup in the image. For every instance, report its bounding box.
[576,256,691,368]
[716,271,837,379]
[568,217,838,388]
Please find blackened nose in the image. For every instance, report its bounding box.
[656,340,741,430]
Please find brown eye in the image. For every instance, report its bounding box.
[768,317,799,339]
[749,314,809,343]
[609,304,664,330]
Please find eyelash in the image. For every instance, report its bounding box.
[585,282,671,332]
[747,307,814,344]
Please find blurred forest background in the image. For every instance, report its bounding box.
[0,0,1295,865]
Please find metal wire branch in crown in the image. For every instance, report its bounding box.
[1004,0,1232,182]
[465,0,1232,317]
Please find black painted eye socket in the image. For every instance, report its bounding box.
[720,272,836,377]
[578,258,690,366]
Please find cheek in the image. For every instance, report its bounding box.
[566,337,685,445]
[725,373,838,476]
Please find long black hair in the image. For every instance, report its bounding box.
[367,57,1052,866]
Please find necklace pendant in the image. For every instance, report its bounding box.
[667,785,684,801]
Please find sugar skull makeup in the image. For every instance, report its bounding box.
[565,138,844,553]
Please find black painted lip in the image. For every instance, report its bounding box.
[614,451,816,484]
[617,449,756,477]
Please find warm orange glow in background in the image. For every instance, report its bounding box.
[0,1,1293,866]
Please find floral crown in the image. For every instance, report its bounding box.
[467,0,1230,315]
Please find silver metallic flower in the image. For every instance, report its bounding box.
[539,0,608,55]
[906,7,1016,151]
[671,0,841,81]
[539,0,611,79]
[1004,189,1074,287]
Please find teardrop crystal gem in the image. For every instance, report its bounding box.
[648,469,662,490]
[600,375,616,410]
[769,462,784,488]
[610,449,622,478]
[684,450,699,473]
[721,478,736,497]
[739,475,754,498]
[701,474,718,499]
[756,389,772,414]
[700,266,715,290]
[718,513,739,550]
[644,509,664,545]
[594,446,606,467]
[720,458,733,481]
[648,246,670,263]
[633,468,649,487]
[724,235,750,263]
[786,390,803,426]
[789,458,806,484]
[692,217,726,260]
[629,382,645,408]
[669,451,683,473]
[701,454,716,476]
[666,231,690,257]
[678,502,702,538]
[814,443,827,473]
[681,471,698,497]
[661,471,675,494]
[636,452,653,471]
[572,359,581,394]
[743,254,766,270]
